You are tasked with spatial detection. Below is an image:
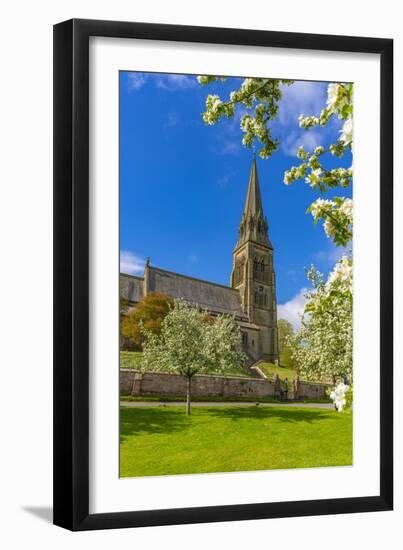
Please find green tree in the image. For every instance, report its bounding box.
[277,319,295,369]
[141,300,245,414]
[121,292,173,350]
[277,319,294,353]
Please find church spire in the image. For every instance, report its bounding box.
[243,156,263,217]
[236,157,271,249]
[230,157,279,363]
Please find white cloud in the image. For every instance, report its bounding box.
[156,74,197,91]
[164,112,180,128]
[278,81,326,126]
[209,106,246,156]
[127,73,147,91]
[210,140,240,156]
[126,73,197,93]
[272,80,338,157]
[217,169,237,188]
[221,140,240,155]
[188,254,198,262]
[278,288,308,331]
[281,129,322,157]
[316,244,352,267]
[120,251,145,275]
[217,175,230,187]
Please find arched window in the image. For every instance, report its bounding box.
[260,260,265,273]
[264,293,267,306]
[255,291,258,304]
[253,258,258,272]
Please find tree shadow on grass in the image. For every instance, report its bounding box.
[205,406,340,425]
[120,406,343,443]
[120,406,191,442]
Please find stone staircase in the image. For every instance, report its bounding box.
[243,356,265,378]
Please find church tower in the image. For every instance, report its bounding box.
[230,158,279,363]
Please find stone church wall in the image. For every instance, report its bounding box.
[120,369,330,400]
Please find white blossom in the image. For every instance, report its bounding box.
[339,198,353,219]
[305,167,323,186]
[327,83,340,109]
[330,382,350,412]
[314,145,325,155]
[310,198,334,219]
[283,171,293,185]
[326,256,353,294]
[340,117,353,146]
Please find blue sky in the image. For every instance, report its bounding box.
[120,72,352,328]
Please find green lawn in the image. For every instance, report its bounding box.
[120,350,249,377]
[120,351,143,369]
[256,361,297,381]
[120,405,352,477]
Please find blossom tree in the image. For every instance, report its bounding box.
[198,78,354,385]
[287,257,353,383]
[141,300,245,414]
[198,76,293,159]
[330,381,351,412]
[282,83,353,384]
[283,82,353,247]
[199,78,353,249]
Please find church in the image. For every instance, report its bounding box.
[120,158,279,365]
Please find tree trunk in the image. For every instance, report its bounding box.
[186,376,192,415]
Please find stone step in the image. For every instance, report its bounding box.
[242,357,265,378]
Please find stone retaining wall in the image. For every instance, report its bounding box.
[298,381,331,399]
[120,369,331,400]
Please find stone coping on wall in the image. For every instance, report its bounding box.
[120,368,266,382]
[300,380,333,387]
[120,368,332,386]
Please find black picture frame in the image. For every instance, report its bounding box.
[53,18,393,531]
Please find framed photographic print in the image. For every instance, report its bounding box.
[53,19,393,530]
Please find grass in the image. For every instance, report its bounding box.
[120,351,143,369]
[256,361,297,381]
[120,350,249,377]
[120,405,352,477]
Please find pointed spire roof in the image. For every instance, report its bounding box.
[235,157,272,250]
[243,156,263,217]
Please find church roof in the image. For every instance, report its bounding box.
[120,267,245,318]
[148,267,244,316]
